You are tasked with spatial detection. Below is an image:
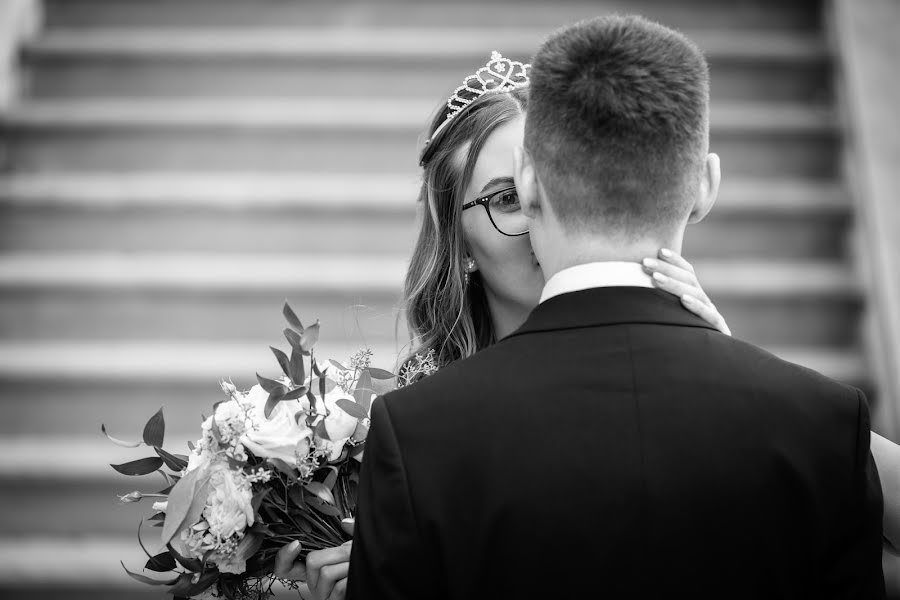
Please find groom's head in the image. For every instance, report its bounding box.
[515,15,720,270]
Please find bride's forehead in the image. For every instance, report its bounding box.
[469,120,523,183]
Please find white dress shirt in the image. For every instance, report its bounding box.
[539,261,655,304]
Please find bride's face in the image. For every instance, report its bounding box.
[459,115,545,311]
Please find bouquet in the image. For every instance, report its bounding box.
[104,302,399,599]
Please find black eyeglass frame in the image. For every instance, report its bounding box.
[461,186,529,237]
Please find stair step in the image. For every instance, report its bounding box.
[1,99,837,132]
[24,28,830,61]
[0,172,419,210]
[0,175,849,257]
[42,0,823,32]
[0,254,859,297]
[0,101,840,175]
[0,256,863,346]
[0,173,848,214]
[22,30,831,103]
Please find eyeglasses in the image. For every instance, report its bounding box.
[461,186,529,237]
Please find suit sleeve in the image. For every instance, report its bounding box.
[346,396,436,600]
[825,389,885,599]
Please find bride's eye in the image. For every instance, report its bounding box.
[490,189,520,212]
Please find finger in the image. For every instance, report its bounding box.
[313,563,349,600]
[682,295,732,336]
[658,248,695,273]
[649,271,708,305]
[642,258,708,301]
[327,578,348,600]
[274,541,307,580]
[306,542,353,593]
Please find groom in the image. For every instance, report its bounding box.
[347,15,884,599]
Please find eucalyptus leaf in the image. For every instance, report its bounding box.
[100,423,142,448]
[155,447,189,471]
[284,328,305,354]
[288,485,305,508]
[256,373,286,395]
[148,512,167,522]
[270,346,292,380]
[353,371,374,412]
[121,561,179,586]
[145,551,177,573]
[142,408,165,448]
[322,466,339,490]
[269,458,298,482]
[251,488,271,513]
[309,377,336,394]
[282,386,309,401]
[167,542,203,573]
[289,349,306,385]
[366,367,396,380]
[305,496,342,517]
[335,399,369,420]
[264,389,287,419]
[110,456,164,476]
[327,359,348,372]
[315,420,331,441]
[283,302,304,332]
[300,321,320,353]
[304,481,336,505]
[161,465,212,545]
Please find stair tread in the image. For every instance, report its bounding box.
[0,536,151,584]
[25,28,829,61]
[0,99,837,133]
[0,339,405,381]
[0,253,860,296]
[0,173,849,215]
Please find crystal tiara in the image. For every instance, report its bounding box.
[419,51,530,166]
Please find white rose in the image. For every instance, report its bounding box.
[313,386,360,461]
[204,462,254,541]
[240,384,313,466]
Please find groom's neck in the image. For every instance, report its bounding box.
[540,233,684,280]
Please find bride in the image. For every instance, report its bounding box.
[275,52,900,600]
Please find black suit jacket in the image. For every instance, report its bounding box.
[347,287,884,599]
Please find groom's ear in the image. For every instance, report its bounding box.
[513,145,540,219]
[688,152,721,225]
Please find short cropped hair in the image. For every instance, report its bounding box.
[525,15,710,235]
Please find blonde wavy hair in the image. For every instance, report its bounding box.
[400,87,529,378]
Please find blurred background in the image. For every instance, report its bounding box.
[0,0,897,598]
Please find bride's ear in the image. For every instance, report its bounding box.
[688,152,721,225]
[513,146,540,219]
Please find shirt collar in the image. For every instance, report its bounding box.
[539,261,654,304]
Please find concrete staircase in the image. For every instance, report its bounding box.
[0,0,883,597]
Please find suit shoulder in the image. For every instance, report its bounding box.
[714,334,863,412]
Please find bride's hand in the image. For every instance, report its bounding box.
[274,539,352,600]
[642,249,731,336]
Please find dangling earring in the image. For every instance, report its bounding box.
[464,257,476,285]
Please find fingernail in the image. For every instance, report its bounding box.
[660,248,673,258]
[290,540,300,551]
[681,294,694,304]
[642,258,658,269]
[652,272,667,283]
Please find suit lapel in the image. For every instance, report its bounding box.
[506,286,721,339]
